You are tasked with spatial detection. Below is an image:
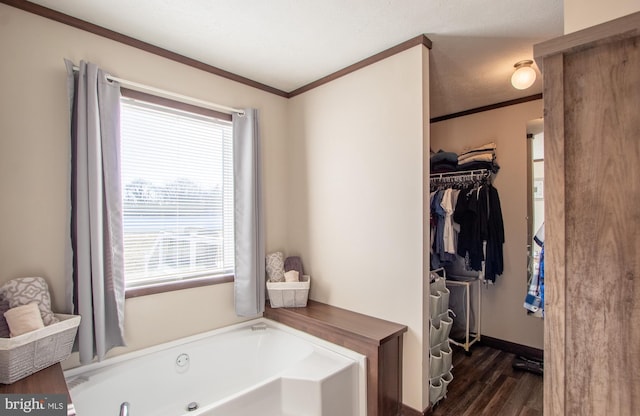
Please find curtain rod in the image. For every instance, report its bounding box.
[72,65,244,115]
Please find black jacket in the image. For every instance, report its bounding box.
[453,184,504,282]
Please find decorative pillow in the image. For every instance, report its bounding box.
[0,277,59,326]
[0,297,10,338]
[4,302,45,337]
[266,252,285,282]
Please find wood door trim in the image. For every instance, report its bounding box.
[534,11,640,65]
[540,51,566,416]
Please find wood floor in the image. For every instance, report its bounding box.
[429,344,543,416]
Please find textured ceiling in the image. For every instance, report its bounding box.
[25,0,563,118]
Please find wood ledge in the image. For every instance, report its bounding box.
[0,363,72,403]
[265,300,407,346]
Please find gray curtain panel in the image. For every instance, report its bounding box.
[65,60,126,364]
[233,109,265,316]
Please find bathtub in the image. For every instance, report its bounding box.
[64,318,366,416]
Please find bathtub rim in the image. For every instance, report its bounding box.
[64,317,367,415]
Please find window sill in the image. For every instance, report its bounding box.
[125,274,234,298]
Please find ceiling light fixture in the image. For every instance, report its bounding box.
[511,60,536,90]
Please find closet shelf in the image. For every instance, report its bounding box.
[429,168,492,184]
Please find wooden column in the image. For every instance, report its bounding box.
[534,12,640,416]
[264,300,408,416]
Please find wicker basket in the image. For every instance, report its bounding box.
[0,313,81,384]
[267,275,310,308]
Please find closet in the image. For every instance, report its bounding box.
[429,99,547,412]
[429,169,490,353]
[428,141,506,409]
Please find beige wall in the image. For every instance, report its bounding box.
[0,4,290,361]
[287,45,429,410]
[565,0,640,33]
[430,100,544,350]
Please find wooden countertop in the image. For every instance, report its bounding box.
[0,362,74,416]
[265,300,407,346]
[0,363,71,401]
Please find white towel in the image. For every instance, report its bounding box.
[284,270,300,282]
[4,302,45,337]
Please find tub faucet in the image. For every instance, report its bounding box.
[119,402,130,416]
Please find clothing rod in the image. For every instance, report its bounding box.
[72,65,244,115]
[429,169,491,179]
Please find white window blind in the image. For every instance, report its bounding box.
[120,97,234,288]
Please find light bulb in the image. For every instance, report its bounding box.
[511,60,536,90]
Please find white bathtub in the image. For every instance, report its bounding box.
[64,318,366,416]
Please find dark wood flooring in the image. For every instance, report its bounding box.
[430,344,543,416]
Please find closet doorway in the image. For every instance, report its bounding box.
[428,111,546,415]
[526,118,545,320]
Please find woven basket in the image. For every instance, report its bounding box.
[0,313,81,384]
[267,275,310,308]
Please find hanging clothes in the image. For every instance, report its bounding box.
[524,223,545,317]
[430,190,457,269]
[484,184,505,282]
[441,188,457,255]
[453,183,504,282]
[453,186,483,271]
[429,160,504,281]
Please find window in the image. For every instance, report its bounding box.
[120,92,234,290]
